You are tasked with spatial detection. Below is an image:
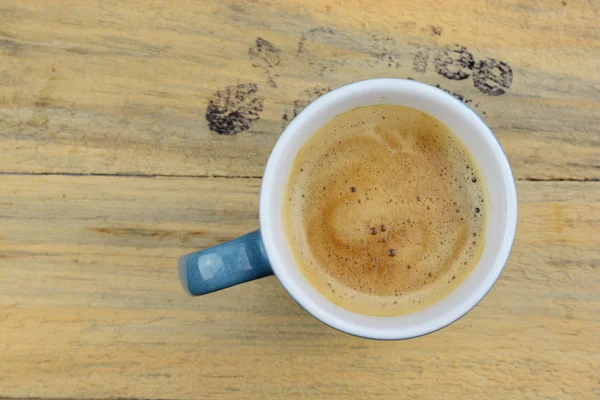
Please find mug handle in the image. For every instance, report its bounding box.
[178,230,273,296]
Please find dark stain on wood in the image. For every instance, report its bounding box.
[281,86,331,127]
[297,27,335,55]
[473,58,513,96]
[205,83,264,135]
[432,45,513,95]
[369,34,401,68]
[430,26,443,36]
[434,84,478,107]
[291,87,331,118]
[413,50,429,73]
[434,45,475,80]
[248,37,281,88]
[296,27,344,75]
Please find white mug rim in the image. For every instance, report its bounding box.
[259,78,517,339]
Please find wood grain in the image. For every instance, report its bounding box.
[0,0,599,179]
[1,0,599,398]
[0,175,598,399]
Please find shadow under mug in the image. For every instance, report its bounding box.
[179,79,518,340]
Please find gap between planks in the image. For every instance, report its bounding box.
[0,398,184,400]
[0,171,597,182]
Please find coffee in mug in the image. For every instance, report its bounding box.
[283,105,486,316]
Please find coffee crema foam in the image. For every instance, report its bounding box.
[283,105,487,317]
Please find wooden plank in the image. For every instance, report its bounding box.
[1,0,599,179]
[0,175,598,399]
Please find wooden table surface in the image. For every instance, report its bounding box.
[1,0,599,399]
